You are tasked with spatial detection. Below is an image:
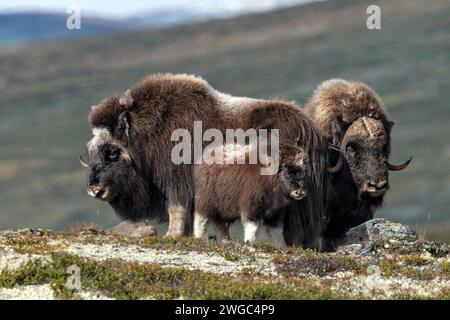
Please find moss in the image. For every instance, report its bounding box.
[273,250,365,277]
[378,258,440,281]
[371,239,449,257]
[439,261,450,272]
[1,231,448,300]
[0,257,77,299]
[437,287,450,300]
[2,230,263,265]
[1,229,65,255]
[402,255,433,266]
[0,252,354,300]
[221,252,240,262]
[251,242,283,254]
[77,234,264,262]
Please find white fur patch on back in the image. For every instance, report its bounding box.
[223,143,250,163]
[210,87,261,113]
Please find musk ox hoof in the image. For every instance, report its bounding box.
[107,221,157,238]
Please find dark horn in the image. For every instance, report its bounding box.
[328,148,344,173]
[386,156,412,171]
[79,155,88,168]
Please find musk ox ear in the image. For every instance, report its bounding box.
[330,116,349,147]
[116,111,130,143]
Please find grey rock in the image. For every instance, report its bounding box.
[107,221,157,238]
[344,218,417,245]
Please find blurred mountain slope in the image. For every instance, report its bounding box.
[0,12,134,46]
[0,1,316,47]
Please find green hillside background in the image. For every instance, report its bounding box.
[0,0,449,240]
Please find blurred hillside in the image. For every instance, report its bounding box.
[0,12,133,46]
[0,1,315,47]
[0,0,449,239]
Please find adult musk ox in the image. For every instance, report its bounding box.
[80,73,341,239]
[303,79,411,248]
[194,143,309,246]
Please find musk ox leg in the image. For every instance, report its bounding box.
[166,201,190,237]
[319,236,337,252]
[194,210,208,239]
[265,225,286,248]
[211,217,231,242]
[242,219,259,243]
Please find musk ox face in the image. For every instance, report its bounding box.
[341,118,391,200]
[336,117,410,201]
[279,147,309,201]
[81,127,136,203]
[342,133,389,199]
[80,109,166,221]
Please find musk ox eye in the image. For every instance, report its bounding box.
[347,146,355,156]
[108,149,120,161]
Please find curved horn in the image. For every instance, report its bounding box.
[328,148,344,173]
[79,155,88,168]
[386,156,412,171]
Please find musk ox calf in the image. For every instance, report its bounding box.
[193,143,309,245]
[80,73,339,239]
[302,79,411,248]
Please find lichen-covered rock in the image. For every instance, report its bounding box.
[337,219,423,256]
[107,221,157,238]
[0,247,51,271]
[344,218,418,244]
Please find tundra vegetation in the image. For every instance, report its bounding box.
[0,219,448,300]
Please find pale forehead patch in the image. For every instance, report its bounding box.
[87,127,112,153]
[348,117,385,139]
[361,117,385,138]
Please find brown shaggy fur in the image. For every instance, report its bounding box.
[86,73,331,240]
[302,79,408,250]
[193,144,309,242]
[303,79,390,141]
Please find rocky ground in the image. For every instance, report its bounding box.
[0,219,448,300]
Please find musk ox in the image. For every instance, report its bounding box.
[302,79,411,248]
[193,143,309,245]
[80,73,340,239]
